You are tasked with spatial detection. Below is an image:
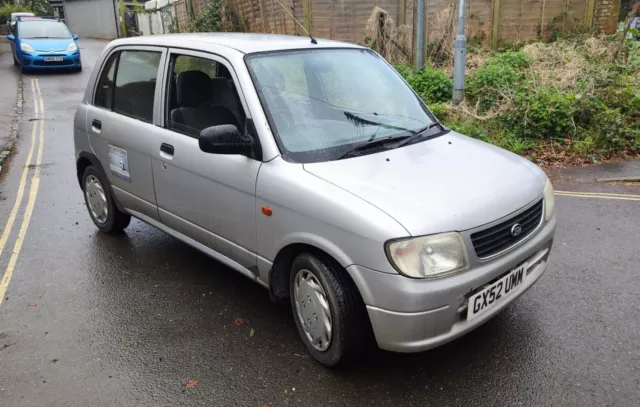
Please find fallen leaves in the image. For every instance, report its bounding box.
[249,329,255,338]
[184,379,199,388]
[27,303,37,307]
[234,317,244,326]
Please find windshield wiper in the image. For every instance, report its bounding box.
[335,135,410,160]
[395,122,447,148]
[343,111,417,134]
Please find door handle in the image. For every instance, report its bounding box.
[91,119,102,133]
[160,143,174,160]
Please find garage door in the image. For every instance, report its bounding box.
[64,0,118,39]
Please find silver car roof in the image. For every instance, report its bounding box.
[107,33,363,55]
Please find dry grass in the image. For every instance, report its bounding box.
[426,6,457,67]
[522,36,617,92]
[363,6,412,65]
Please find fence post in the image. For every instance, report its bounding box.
[259,0,268,32]
[399,0,406,25]
[303,0,311,33]
[415,0,425,68]
[491,0,501,49]
[586,0,596,27]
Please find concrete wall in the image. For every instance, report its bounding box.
[63,0,119,40]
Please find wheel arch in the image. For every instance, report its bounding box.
[269,241,359,303]
[76,152,123,211]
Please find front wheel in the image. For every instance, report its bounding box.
[289,253,371,367]
[82,166,131,233]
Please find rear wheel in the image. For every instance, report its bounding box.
[82,166,130,233]
[289,253,371,367]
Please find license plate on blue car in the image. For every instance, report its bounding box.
[467,263,528,320]
[44,57,63,62]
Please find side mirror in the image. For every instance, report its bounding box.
[199,125,251,155]
[73,34,78,40]
[7,34,15,41]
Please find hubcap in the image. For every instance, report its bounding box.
[84,175,108,224]
[294,269,332,352]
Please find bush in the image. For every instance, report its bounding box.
[0,4,31,25]
[426,103,447,120]
[405,66,453,104]
[486,51,531,69]
[394,63,416,81]
[514,87,575,138]
[188,0,245,33]
[398,35,639,163]
[466,51,530,111]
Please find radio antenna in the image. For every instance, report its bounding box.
[273,0,317,44]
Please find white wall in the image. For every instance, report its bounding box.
[64,0,119,39]
[137,2,175,36]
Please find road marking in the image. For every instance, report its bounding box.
[0,79,45,306]
[0,80,40,258]
[555,190,640,201]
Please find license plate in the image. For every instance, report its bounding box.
[44,57,63,62]
[467,263,528,320]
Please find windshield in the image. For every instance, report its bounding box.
[246,48,436,163]
[19,21,70,39]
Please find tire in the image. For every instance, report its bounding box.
[82,166,131,233]
[289,253,371,367]
[13,55,18,66]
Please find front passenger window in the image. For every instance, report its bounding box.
[113,51,161,123]
[166,54,245,138]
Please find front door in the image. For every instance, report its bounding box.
[85,47,166,220]
[150,49,260,271]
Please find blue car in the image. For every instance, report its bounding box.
[7,17,81,72]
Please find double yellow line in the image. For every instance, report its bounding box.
[555,190,640,201]
[0,79,45,307]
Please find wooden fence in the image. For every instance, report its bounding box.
[224,0,620,48]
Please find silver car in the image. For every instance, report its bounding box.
[74,33,556,366]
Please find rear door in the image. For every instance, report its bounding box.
[86,46,166,220]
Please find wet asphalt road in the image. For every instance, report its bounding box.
[0,39,639,407]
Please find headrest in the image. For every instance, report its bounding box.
[176,70,212,107]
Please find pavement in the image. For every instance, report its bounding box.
[0,39,639,407]
[0,39,20,152]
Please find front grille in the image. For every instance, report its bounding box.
[470,199,543,258]
[33,59,73,66]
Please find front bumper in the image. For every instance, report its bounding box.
[347,215,556,353]
[20,52,81,69]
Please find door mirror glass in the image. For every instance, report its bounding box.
[7,34,15,41]
[73,34,78,40]
[199,125,250,155]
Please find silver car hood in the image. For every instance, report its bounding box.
[303,132,546,236]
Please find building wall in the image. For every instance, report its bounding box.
[63,0,119,39]
[594,0,622,33]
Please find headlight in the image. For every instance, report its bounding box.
[543,179,555,221]
[20,43,35,53]
[67,42,78,52]
[386,232,468,279]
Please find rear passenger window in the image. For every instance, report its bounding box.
[94,53,118,109]
[113,51,161,123]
